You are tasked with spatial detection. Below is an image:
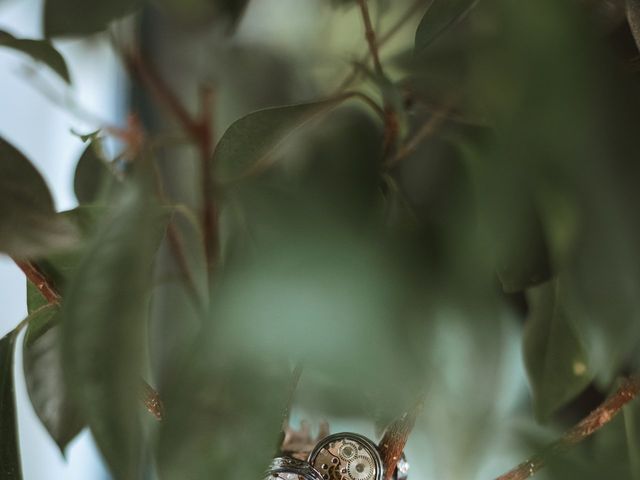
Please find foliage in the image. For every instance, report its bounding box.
[1,0,640,479]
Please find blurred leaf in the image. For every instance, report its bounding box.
[73,139,113,205]
[414,0,480,54]
[61,185,166,479]
[151,0,249,28]
[43,0,141,37]
[0,332,21,480]
[470,0,640,380]
[524,279,592,420]
[0,136,77,258]
[23,304,84,454]
[157,359,289,480]
[213,99,343,183]
[0,30,70,83]
[627,0,640,52]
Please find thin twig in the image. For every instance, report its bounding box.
[356,0,385,77]
[335,0,427,93]
[378,395,425,480]
[495,376,640,480]
[386,103,453,169]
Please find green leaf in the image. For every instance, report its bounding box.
[43,0,141,37]
[0,30,70,83]
[22,305,84,454]
[73,140,113,205]
[414,0,479,54]
[0,332,22,480]
[213,99,343,183]
[523,279,592,420]
[0,136,77,258]
[61,185,166,479]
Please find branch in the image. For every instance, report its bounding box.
[496,375,640,480]
[125,52,219,274]
[13,258,165,422]
[378,395,425,480]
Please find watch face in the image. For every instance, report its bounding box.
[308,433,383,480]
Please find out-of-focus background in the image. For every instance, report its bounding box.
[0,1,529,478]
[4,0,640,479]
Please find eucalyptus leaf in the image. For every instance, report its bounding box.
[23,305,84,454]
[414,0,479,54]
[524,279,592,420]
[0,332,21,480]
[0,137,77,258]
[61,185,166,479]
[0,30,70,83]
[43,0,141,37]
[213,99,343,183]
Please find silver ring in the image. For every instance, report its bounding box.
[308,433,384,480]
[265,456,324,480]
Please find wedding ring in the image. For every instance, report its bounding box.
[265,456,325,480]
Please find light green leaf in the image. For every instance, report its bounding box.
[524,279,592,420]
[0,137,77,258]
[415,0,479,54]
[0,332,22,480]
[73,140,113,205]
[0,30,70,83]
[23,304,84,454]
[213,99,342,183]
[61,185,166,479]
[43,0,141,37]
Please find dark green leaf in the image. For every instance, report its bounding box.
[73,140,113,205]
[62,185,166,479]
[0,136,77,258]
[23,305,84,454]
[43,0,141,37]
[0,332,22,480]
[414,0,479,54]
[524,279,592,420]
[0,30,70,83]
[213,99,343,183]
